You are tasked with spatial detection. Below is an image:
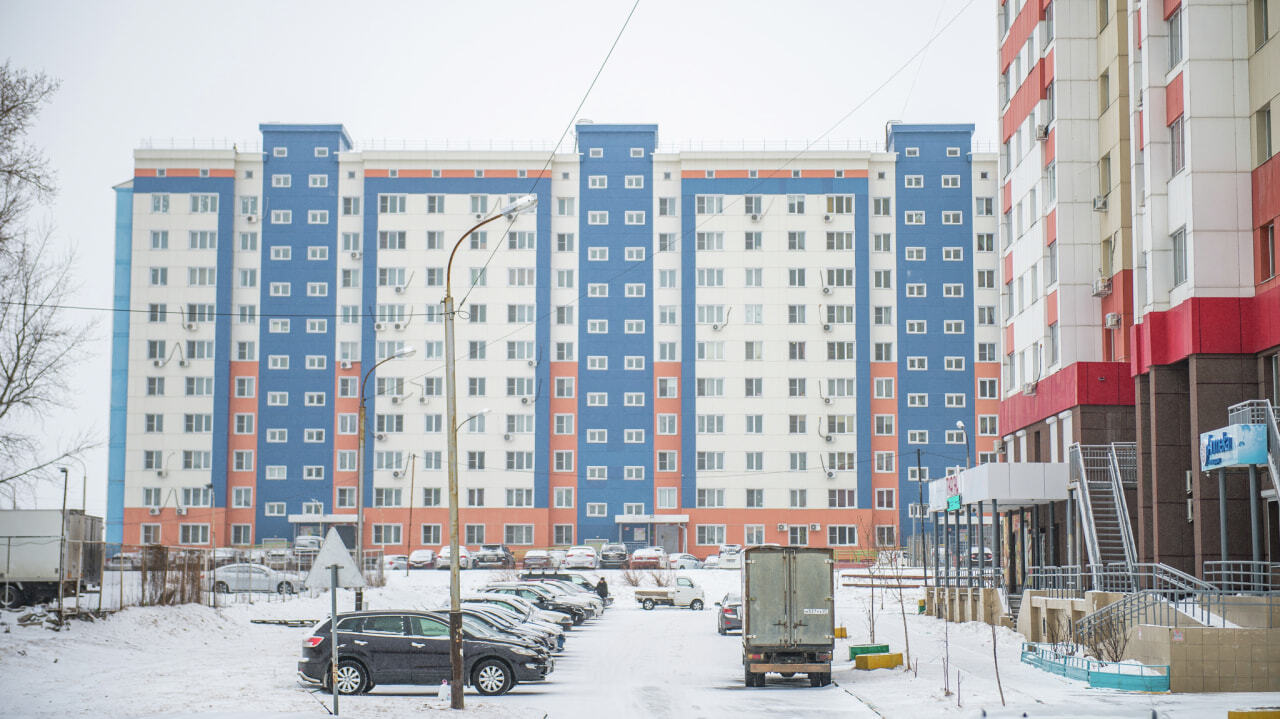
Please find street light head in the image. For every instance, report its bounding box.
[955,420,965,430]
[499,194,537,219]
[395,347,417,359]
[478,407,492,415]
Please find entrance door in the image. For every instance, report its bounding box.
[655,525,679,553]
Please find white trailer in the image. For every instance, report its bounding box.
[0,509,103,609]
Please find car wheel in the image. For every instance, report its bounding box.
[744,667,762,687]
[276,582,294,594]
[690,599,704,611]
[332,660,369,694]
[213,581,229,594]
[472,658,514,696]
[809,672,831,687]
[642,598,655,610]
[717,623,726,635]
[0,583,24,609]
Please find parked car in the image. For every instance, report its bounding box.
[436,545,471,569]
[297,610,551,695]
[408,549,436,569]
[105,552,141,571]
[629,546,667,569]
[598,543,630,568]
[520,570,612,605]
[668,553,703,570]
[461,602,565,652]
[204,563,300,594]
[294,535,323,554]
[635,576,705,610]
[703,554,720,569]
[718,544,744,558]
[473,544,516,569]
[715,592,743,634]
[466,592,575,631]
[482,582,593,624]
[547,549,567,568]
[384,554,409,571]
[522,549,553,569]
[563,545,598,569]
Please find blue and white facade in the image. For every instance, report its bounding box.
[108,122,999,555]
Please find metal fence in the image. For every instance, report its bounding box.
[1203,561,1280,593]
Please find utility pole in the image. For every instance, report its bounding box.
[406,453,416,578]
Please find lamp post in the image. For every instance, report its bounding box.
[355,345,416,610]
[956,420,971,468]
[443,194,536,709]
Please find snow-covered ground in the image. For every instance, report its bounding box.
[1,569,1274,718]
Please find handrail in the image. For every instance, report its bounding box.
[1226,400,1280,501]
[1107,443,1139,569]
[1203,560,1279,593]
[1068,444,1102,573]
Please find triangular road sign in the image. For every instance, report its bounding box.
[305,528,367,590]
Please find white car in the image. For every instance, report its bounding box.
[408,548,436,568]
[436,545,472,569]
[668,553,703,570]
[203,563,300,594]
[703,554,720,569]
[563,545,598,569]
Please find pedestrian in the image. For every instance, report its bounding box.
[595,576,609,600]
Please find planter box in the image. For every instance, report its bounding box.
[848,643,890,660]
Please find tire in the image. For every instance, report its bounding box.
[213,581,229,594]
[809,672,831,687]
[690,599,704,611]
[277,582,294,594]
[332,660,368,694]
[642,598,655,610]
[717,622,726,635]
[472,658,514,696]
[0,583,24,610]
[744,667,762,687]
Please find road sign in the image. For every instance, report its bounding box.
[305,528,366,590]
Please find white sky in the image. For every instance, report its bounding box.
[0,0,997,515]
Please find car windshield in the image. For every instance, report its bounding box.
[459,614,499,638]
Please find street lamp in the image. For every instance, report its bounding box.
[956,420,971,468]
[355,344,416,610]
[443,194,536,709]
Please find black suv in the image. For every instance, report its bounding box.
[598,543,629,568]
[297,610,550,696]
[472,544,516,568]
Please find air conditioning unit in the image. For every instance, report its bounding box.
[1091,277,1113,297]
[148,507,160,515]
[1092,195,1108,212]
[1104,312,1122,329]
[711,323,721,331]
[394,285,406,294]
[374,322,386,331]
[392,322,404,331]
[418,395,429,404]
[823,397,832,405]
[822,323,832,332]
[178,359,189,368]
[155,469,167,478]
[1035,124,1050,140]
[245,214,258,223]
[340,360,352,369]
[375,432,387,441]
[176,507,187,516]
[392,470,403,479]
[821,287,831,295]
[152,359,163,367]
[825,471,836,479]
[823,214,832,222]
[390,395,402,405]
[350,251,362,260]
[503,433,512,441]
[809,523,821,531]
[992,438,1005,453]
[776,523,787,532]
[824,435,834,443]
[527,359,536,367]
[1021,382,1038,396]
[184,322,198,331]
[749,213,760,222]
[520,396,530,405]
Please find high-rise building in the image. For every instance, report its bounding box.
[107,122,999,554]
[994,0,1280,578]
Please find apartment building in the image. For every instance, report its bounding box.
[107,122,999,555]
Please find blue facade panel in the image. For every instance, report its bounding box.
[575,124,657,541]
[107,185,134,544]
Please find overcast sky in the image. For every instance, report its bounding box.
[0,0,997,515]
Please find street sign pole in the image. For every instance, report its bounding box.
[331,564,339,716]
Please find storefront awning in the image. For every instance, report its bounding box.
[927,462,1069,513]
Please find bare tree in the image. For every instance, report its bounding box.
[0,63,96,492]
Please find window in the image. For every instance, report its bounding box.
[1171,116,1186,174]
[787,195,805,214]
[904,211,924,225]
[944,283,965,298]
[587,210,608,225]
[905,247,925,261]
[904,175,923,189]
[905,283,926,297]
[190,194,218,213]
[872,197,891,216]
[1171,226,1188,286]
[942,211,962,225]
[1168,7,1183,68]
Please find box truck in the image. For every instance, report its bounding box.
[0,509,103,609]
[741,546,835,687]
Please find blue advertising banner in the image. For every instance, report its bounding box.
[1199,424,1269,470]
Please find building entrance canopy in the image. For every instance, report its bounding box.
[927,463,1069,513]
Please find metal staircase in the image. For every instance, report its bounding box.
[1227,400,1280,502]
[1069,443,1137,591]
